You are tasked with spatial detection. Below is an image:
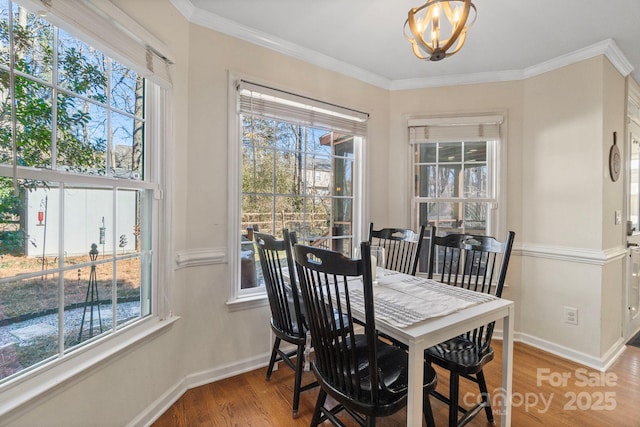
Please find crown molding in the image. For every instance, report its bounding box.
[390,69,525,91]
[171,0,635,91]
[524,38,633,80]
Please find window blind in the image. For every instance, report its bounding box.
[237,80,369,136]
[408,115,503,143]
[24,0,173,87]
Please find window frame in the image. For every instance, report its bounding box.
[227,73,367,308]
[0,0,174,415]
[408,113,507,257]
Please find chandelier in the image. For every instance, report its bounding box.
[404,0,477,61]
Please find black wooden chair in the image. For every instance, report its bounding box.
[294,241,438,427]
[254,231,317,418]
[425,226,515,427]
[368,223,426,275]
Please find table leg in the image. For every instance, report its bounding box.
[407,338,425,427]
[501,305,514,426]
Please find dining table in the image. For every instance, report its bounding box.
[348,268,515,427]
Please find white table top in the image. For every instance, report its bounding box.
[347,268,514,427]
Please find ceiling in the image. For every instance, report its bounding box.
[172,0,640,90]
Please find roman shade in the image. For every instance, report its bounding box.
[237,80,369,136]
[409,115,503,143]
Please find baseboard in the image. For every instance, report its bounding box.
[128,351,272,427]
[493,330,627,371]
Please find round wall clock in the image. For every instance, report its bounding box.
[609,132,621,182]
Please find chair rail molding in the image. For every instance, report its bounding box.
[513,242,626,266]
[175,247,226,269]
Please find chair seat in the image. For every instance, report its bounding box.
[425,336,494,375]
[319,339,438,417]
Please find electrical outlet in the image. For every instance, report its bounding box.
[615,210,622,225]
[564,306,578,325]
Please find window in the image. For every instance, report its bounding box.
[230,79,367,299]
[0,0,169,385]
[410,115,504,272]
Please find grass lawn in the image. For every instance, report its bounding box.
[0,254,141,322]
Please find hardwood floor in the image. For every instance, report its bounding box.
[153,341,640,426]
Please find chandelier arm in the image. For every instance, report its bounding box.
[438,1,473,53]
[405,10,436,55]
[411,42,430,60]
[444,32,468,57]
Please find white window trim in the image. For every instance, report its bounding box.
[226,72,368,309]
[407,112,509,240]
[226,72,267,310]
[0,2,176,417]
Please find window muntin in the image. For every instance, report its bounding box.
[0,1,157,383]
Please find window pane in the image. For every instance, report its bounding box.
[0,275,60,380]
[115,256,142,328]
[57,29,107,103]
[0,2,9,66]
[438,164,461,197]
[464,203,488,234]
[335,135,354,158]
[11,4,53,82]
[426,202,462,233]
[305,155,331,195]
[242,194,273,234]
[112,111,143,180]
[70,260,111,346]
[0,69,11,164]
[464,141,486,162]
[57,94,106,173]
[0,177,24,259]
[277,122,302,152]
[243,147,274,195]
[463,164,487,197]
[275,150,298,195]
[111,61,141,115]
[15,75,52,168]
[306,128,332,156]
[438,142,462,162]
[334,157,353,196]
[416,164,436,197]
[416,143,437,163]
[308,196,330,237]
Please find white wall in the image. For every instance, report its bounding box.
[520,57,626,362]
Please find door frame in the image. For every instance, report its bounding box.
[623,77,640,339]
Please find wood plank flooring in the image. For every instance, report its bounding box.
[153,341,640,426]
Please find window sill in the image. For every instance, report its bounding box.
[0,315,180,421]
[225,293,269,312]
